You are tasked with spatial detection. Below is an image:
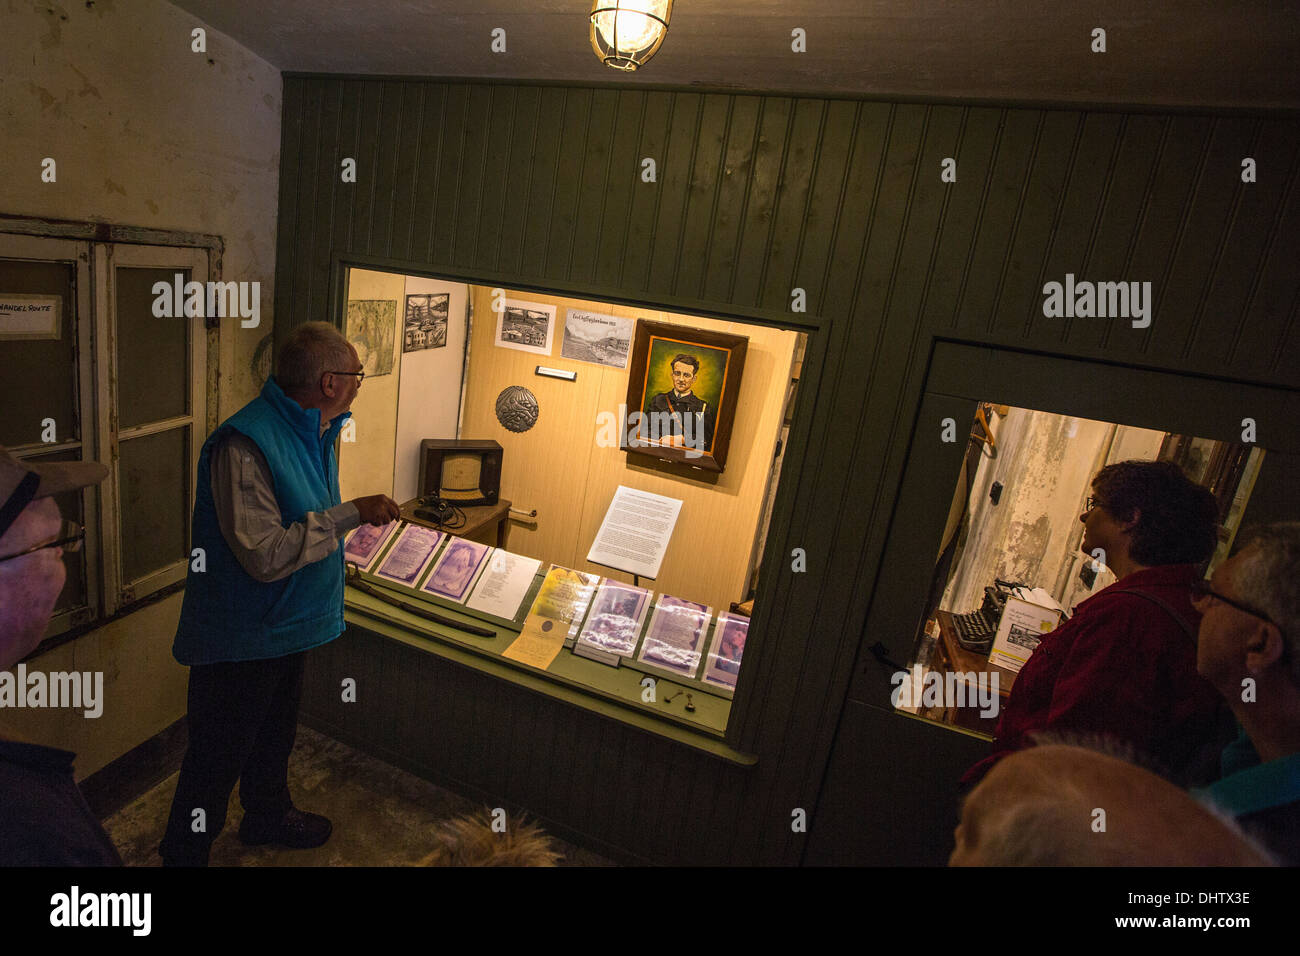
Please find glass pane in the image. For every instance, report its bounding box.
[119,427,188,584]
[0,258,78,446]
[17,448,88,614]
[117,266,188,427]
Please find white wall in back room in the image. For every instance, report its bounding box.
[394,278,469,504]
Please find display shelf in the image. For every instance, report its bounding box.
[343,581,754,765]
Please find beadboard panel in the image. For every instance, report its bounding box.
[279,77,1300,864]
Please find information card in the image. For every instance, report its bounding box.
[585,485,682,579]
[465,550,543,620]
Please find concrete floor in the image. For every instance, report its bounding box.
[103,725,614,866]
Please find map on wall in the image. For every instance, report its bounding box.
[346,299,397,377]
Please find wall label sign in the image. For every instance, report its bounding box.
[0,295,61,340]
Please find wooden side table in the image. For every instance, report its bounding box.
[930,610,1020,734]
[399,497,513,549]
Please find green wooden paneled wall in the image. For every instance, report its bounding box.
[277,76,1300,865]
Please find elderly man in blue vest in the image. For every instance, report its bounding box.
[159,321,400,866]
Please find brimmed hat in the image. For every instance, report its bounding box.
[0,446,108,540]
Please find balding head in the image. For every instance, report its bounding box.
[276,321,354,396]
[950,744,1272,866]
[274,321,363,421]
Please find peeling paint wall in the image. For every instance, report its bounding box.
[1,0,281,777]
[942,407,1164,616]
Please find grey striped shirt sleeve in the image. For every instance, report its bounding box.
[209,430,361,583]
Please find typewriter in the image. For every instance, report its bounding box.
[950,578,1030,653]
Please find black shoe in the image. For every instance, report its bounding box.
[238,808,333,849]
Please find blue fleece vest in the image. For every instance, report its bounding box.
[172,377,351,665]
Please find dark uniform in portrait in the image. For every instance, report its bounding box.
[646,390,715,450]
[642,353,721,453]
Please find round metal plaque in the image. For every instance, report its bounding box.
[495,385,539,433]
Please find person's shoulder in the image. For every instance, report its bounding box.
[1068,584,1128,615]
[1092,568,1198,616]
[211,428,267,468]
[1081,569,1193,605]
[0,762,121,866]
[1065,585,1156,631]
[1239,800,1300,866]
[217,429,260,451]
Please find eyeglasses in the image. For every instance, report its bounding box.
[327,370,365,383]
[1084,495,1103,513]
[1191,580,1279,631]
[0,518,84,564]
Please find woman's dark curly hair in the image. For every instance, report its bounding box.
[1090,460,1219,567]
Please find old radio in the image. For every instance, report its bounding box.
[416,439,503,507]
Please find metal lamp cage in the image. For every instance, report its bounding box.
[589,1,674,71]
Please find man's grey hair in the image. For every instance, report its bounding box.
[966,738,1276,866]
[1233,522,1300,682]
[276,321,353,395]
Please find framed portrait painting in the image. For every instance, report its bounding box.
[621,320,748,473]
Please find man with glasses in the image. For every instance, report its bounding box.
[0,447,120,865]
[160,321,400,866]
[1193,523,1300,865]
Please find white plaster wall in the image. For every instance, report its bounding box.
[394,277,468,503]
[1,0,282,776]
[337,268,406,502]
[1,0,281,418]
[943,406,1170,618]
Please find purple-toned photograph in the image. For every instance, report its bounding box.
[576,582,649,656]
[373,525,445,588]
[703,613,749,689]
[637,595,712,679]
[343,520,399,571]
[421,537,492,602]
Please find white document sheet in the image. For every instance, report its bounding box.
[585,485,683,579]
[465,550,544,620]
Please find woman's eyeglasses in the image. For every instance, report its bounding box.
[0,518,84,564]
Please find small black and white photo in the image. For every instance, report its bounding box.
[495,299,556,355]
[403,292,449,353]
[561,309,634,368]
[1006,623,1042,652]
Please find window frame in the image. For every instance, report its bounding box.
[99,242,209,606]
[1,225,217,645]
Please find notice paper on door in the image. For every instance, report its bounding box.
[585,485,683,579]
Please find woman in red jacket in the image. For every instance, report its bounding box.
[961,460,1231,788]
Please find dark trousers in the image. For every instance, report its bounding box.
[159,652,305,865]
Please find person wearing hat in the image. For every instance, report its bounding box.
[0,447,121,865]
[158,321,400,866]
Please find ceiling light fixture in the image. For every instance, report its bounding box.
[589,1,673,72]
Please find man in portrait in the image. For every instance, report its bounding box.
[644,353,718,453]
